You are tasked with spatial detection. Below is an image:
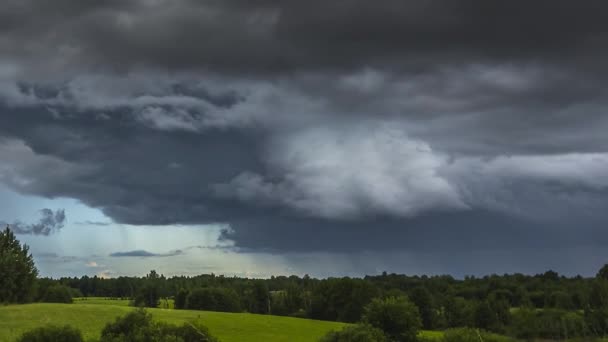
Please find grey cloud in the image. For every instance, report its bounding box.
[2,208,66,235]
[1,1,607,73]
[76,221,112,226]
[34,252,79,263]
[109,249,183,258]
[0,0,608,277]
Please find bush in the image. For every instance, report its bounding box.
[100,308,217,342]
[17,325,83,342]
[363,296,421,342]
[320,324,386,342]
[42,285,73,304]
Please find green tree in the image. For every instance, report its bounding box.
[363,296,421,342]
[175,288,189,310]
[410,287,436,329]
[132,270,161,308]
[42,284,73,303]
[597,264,608,280]
[0,226,38,303]
[186,287,241,312]
[585,277,608,336]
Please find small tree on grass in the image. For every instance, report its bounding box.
[363,296,421,342]
[0,226,38,303]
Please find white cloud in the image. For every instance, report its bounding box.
[215,122,467,219]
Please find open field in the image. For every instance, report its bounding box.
[0,300,349,342]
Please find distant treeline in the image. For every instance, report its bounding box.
[39,267,608,339]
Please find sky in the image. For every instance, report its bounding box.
[1,0,608,278]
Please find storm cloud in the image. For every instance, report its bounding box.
[2,208,66,235]
[0,0,607,275]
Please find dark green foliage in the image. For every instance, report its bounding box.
[585,277,608,336]
[509,307,538,339]
[363,296,421,342]
[597,264,608,280]
[473,297,510,333]
[42,285,73,303]
[0,226,38,303]
[100,308,218,342]
[244,280,270,314]
[319,324,387,342]
[175,288,189,310]
[409,287,436,329]
[547,291,574,310]
[442,296,474,328]
[511,308,588,340]
[17,325,83,342]
[186,287,241,312]
[310,278,378,322]
[442,328,511,342]
[132,270,162,308]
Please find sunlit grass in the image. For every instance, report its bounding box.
[0,301,347,342]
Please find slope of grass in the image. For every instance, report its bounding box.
[0,302,348,342]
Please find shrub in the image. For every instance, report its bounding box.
[42,285,73,304]
[17,325,83,342]
[100,308,217,342]
[443,328,512,342]
[363,296,421,342]
[319,324,386,342]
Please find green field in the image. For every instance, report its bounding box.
[0,300,348,342]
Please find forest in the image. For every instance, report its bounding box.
[38,268,608,339]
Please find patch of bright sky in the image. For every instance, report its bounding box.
[0,185,297,278]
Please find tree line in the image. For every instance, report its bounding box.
[38,265,608,339]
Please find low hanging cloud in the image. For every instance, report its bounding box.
[109,249,183,258]
[2,208,66,235]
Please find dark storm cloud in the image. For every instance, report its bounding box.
[109,249,183,258]
[1,209,66,235]
[1,0,608,72]
[0,0,608,273]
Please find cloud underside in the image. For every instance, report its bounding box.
[0,1,608,255]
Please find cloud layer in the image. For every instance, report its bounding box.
[0,1,607,274]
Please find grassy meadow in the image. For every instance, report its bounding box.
[0,299,349,342]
